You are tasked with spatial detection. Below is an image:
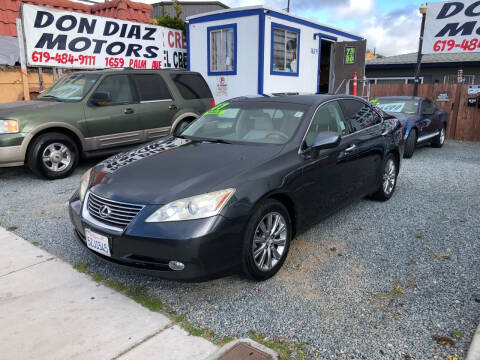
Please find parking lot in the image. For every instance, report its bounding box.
[1,140,479,359]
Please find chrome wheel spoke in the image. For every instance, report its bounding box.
[252,211,288,272]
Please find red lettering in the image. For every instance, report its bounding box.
[168,31,175,47]
[182,33,187,49]
[175,32,181,48]
[151,60,162,69]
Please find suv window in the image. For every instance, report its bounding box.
[304,101,348,147]
[133,74,172,102]
[339,99,381,132]
[95,75,133,105]
[170,73,213,100]
[421,99,435,115]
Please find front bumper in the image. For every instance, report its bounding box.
[0,133,26,167]
[68,194,246,280]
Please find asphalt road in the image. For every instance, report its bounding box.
[1,140,479,359]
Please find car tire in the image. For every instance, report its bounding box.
[173,119,192,136]
[372,153,398,202]
[403,129,417,158]
[27,132,79,180]
[241,199,292,281]
[431,124,446,148]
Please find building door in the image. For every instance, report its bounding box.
[330,40,367,95]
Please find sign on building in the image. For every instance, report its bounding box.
[21,4,187,69]
[423,0,480,54]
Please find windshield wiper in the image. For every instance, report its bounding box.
[39,95,65,102]
[190,136,232,144]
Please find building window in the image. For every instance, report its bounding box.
[207,24,237,75]
[271,22,300,76]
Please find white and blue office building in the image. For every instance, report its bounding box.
[187,6,364,102]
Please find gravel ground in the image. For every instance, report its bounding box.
[1,140,479,359]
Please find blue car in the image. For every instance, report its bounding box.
[373,96,447,158]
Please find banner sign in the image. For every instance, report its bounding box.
[423,0,480,54]
[21,4,187,69]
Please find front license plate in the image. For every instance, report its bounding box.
[85,228,111,257]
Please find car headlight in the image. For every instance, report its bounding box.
[79,168,92,203]
[0,120,19,134]
[145,188,236,222]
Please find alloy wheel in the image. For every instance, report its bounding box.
[252,212,287,272]
[382,159,396,195]
[440,128,445,144]
[42,142,72,172]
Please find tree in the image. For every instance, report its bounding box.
[155,1,186,33]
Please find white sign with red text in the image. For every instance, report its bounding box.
[21,4,187,69]
[423,0,480,54]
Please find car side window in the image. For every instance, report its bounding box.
[133,74,172,102]
[94,75,133,105]
[339,99,381,133]
[170,73,213,100]
[421,100,435,115]
[304,101,347,147]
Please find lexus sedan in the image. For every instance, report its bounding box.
[69,95,404,281]
[372,96,447,158]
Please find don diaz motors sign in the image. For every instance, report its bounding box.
[423,0,480,54]
[21,4,187,69]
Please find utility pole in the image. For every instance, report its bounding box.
[413,3,428,97]
[286,0,290,12]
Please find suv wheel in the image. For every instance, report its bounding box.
[242,199,292,281]
[173,119,192,136]
[27,132,79,180]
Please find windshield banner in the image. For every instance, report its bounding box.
[21,4,187,69]
[423,0,480,54]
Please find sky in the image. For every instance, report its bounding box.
[172,0,426,56]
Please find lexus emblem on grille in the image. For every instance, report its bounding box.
[99,205,111,219]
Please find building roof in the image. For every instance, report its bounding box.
[0,0,153,37]
[186,5,363,41]
[367,52,480,66]
[153,1,228,7]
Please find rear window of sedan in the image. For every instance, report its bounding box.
[181,101,308,144]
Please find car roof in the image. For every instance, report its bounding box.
[74,68,196,75]
[227,94,366,106]
[375,96,424,101]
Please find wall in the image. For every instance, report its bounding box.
[366,65,480,84]
[262,15,356,95]
[151,3,228,21]
[370,83,480,142]
[188,15,260,103]
[0,67,54,103]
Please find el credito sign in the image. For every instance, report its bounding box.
[21,4,187,69]
[423,0,480,54]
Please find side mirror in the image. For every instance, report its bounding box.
[90,92,111,106]
[312,131,341,150]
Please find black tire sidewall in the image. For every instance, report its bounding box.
[174,120,191,136]
[432,125,446,148]
[241,199,292,281]
[381,154,398,200]
[28,133,79,180]
[404,129,416,158]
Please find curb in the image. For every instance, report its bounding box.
[203,338,279,360]
[467,322,480,360]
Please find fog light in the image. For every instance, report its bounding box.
[168,261,185,271]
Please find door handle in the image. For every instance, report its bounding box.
[345,144,356,152]
[169,104,178,111]
[124,108,134,114]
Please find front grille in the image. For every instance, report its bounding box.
[87,192,143,229]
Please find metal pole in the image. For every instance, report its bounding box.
[287,0,290,12]
[413,10,426,97]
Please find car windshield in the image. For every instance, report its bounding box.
[374,99,419,115]
[38,73,100,101]
[181,101,308,145]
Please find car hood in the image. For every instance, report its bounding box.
[388,113,420,126]
[0,100,63,118]
[89,136,282,205]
